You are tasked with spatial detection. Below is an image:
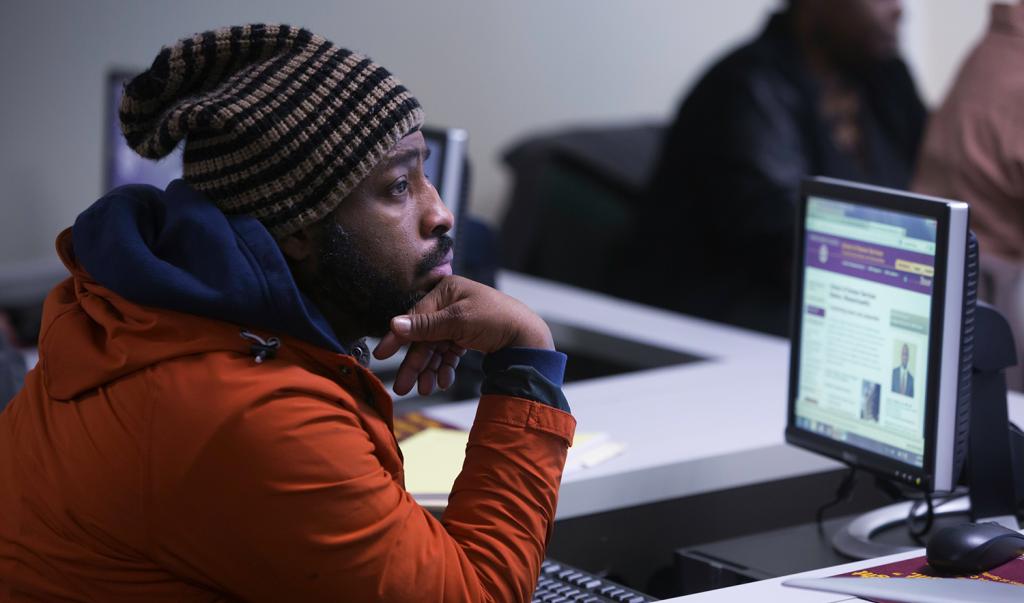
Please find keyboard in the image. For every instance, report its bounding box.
[533,558,657,602]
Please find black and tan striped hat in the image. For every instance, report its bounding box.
[120,24,424,237]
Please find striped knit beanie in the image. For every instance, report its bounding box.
[120,24,424,237]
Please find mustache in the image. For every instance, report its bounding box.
[415,235,455,277]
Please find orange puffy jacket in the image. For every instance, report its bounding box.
[0,231,575,602]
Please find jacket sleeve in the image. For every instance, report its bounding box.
[482,347,570,412]
[147,385,575,602]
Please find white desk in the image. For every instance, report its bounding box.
[662,548,926,602]
[423,272,1024,520]
[424,272,832,519]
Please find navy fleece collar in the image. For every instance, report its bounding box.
[72,180,344,353]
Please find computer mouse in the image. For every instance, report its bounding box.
[926,522,1024,574]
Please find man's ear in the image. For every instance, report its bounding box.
[278,225,317,263]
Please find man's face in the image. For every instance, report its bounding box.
[901,344,909,368]
[817,0,903,65]
[301,131,455,338]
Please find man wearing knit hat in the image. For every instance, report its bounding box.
[0,24,574,602]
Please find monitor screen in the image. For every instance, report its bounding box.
[786,177,970,493]
[793,198,937,468]
[105,71,183,192]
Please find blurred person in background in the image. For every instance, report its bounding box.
[913,1,1024,391]
[620,0,925,336]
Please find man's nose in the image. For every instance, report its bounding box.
[422,182,454,238]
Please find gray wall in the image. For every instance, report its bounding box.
[0,1,991,265]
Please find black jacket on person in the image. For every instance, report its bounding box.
[620,12,926,335]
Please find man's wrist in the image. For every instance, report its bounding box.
[510,320,554,351]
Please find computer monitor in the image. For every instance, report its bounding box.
[421,126,469,241]
[104,71,183,192]
[786,177,972,496]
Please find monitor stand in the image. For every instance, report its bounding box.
[832,497,969,559]
[833,303,1021,560]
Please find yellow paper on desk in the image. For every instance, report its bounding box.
[400,428,469,495]
[400,428,603,496]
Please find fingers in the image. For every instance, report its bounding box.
[418,349,442,395]
[417,370,436,396]
[373,305,459,360]
[437,346,465,391]
[377,275,553,361]
[437,365,456,391]
[373,324,406,360]
[393,341,435,395]
[444,347,467,365]
[391,342,465,396]
[428,351,443,372]
[403,306,465,345]
[376,279,458,360]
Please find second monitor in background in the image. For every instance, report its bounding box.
[421,127,471,278]
[421,127,468,241]
[105,71,182,192]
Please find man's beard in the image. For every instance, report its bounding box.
[311,222,454,338]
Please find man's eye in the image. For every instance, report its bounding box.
[390,179,409,196]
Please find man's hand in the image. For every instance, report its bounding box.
[373,276,554,396]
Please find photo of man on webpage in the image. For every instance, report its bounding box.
[891,342,915,397]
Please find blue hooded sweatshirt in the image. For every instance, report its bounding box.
[73,180,344,354]
[71,180,568,407]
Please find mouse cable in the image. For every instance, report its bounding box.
[906,487,971,544]
[816,465,858,538]
[906,488,935,543]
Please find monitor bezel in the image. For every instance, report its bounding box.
[785,177,968,493]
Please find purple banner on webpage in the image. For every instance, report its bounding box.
[805,231,934,295]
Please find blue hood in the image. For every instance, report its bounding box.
[72,180,344,353]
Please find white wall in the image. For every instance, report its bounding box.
[902,0,992,105]
[0,1,995,265]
